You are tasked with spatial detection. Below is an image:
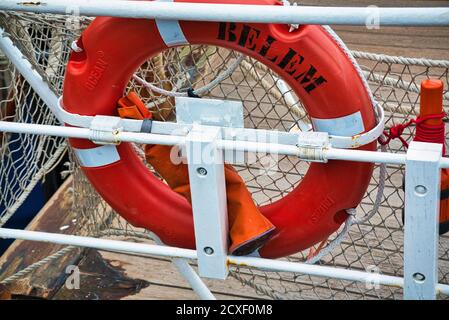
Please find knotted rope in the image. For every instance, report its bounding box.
[379,113,446,153]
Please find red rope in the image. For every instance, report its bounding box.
[378,112,446,154]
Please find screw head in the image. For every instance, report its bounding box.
[204,247,214,255]
[414,185,428,196]
[197,167,208,176]
[413,272,426,283]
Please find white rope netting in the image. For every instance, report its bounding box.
[0,11,449,300]
[0,11,70,228]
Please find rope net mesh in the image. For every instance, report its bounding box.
[0,12,69,228]
[1,12,449,299]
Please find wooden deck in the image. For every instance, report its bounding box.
[0,179,265,299]
[0,0,448,300]
[300,0,449,60]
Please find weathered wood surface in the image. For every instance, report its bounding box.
[299,0,449,60]
[0,178,268,300]
[78,250,261,300]
[0,177,82,298]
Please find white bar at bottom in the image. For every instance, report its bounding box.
[1,228,449,296]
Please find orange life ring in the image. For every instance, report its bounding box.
[63,0,376,258]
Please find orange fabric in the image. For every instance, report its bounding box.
[145,144,275,253]
[117,91,275,254]
[118,106,145,120]
[117,91,152,120]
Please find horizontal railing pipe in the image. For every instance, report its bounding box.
[0,228,197,260]
[1,228,448,295]
[4,120,449,169]
[0,1,448,26]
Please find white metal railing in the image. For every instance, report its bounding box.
[1,227,449,296]
[1,2,449,300]
[0,0,448,26]
[2,120,449,169]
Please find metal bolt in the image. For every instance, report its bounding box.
[413,272,426,283]
[414,185,428,196]
[197,167,208,176]
[204,247,214,255]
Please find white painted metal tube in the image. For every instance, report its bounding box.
[171,258,216,300]
[218,140,299,158]
[324,147,407,166]
[1,1,448,26]
[0,27,63,123]
[1,228,449,295]
[230,256,449,296]
[4,120,449,168]
[150,232,216,300]
[230,255,402,286]
[440,157,449,168]
[0,228,197,260]
[0,121,185,146]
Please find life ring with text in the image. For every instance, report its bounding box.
[63,0,376,258]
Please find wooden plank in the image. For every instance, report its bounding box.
[97,251,262,300]
[0,283,12,299]
[0,176,83,299]
[295,0,449,60]
[53,249,153,300]
[333,26,449,38]
[49,237,269,300]
[336,30,449,51]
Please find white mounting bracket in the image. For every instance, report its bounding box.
[186,125,229,279]
[89,115,123,145]
[404,141,442,300]
[296,131,329,163]
[177,96,242,279]
[176,96,245,164]
[176,96,243,128]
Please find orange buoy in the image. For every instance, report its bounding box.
[419,79,449,234]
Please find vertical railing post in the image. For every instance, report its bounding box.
[404,141,442,299]
[185,125,229,279]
